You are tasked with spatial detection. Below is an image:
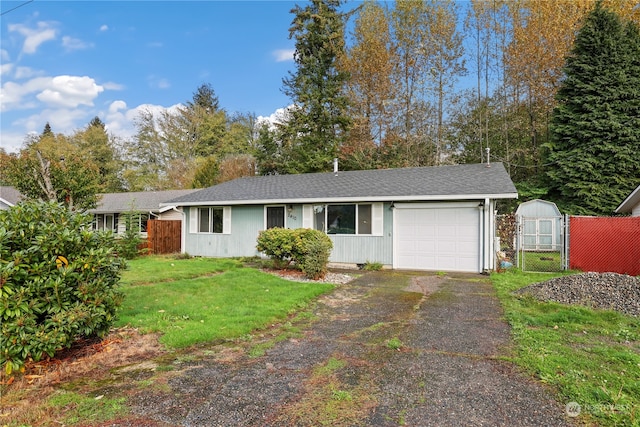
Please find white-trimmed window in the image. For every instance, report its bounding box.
[309,203,382,235]
[94,214,118,233]
[189,207,231,234]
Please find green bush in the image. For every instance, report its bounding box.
[296,230,333,280]
[256,228,333,279]
[0,201,125,374]
[118,210,144,260]
[256,227,297,269]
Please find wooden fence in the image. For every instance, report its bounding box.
[569,216,640,276]
[147,220,182,255]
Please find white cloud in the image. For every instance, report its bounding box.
[148,42,163,48]
[257,106,293,128]
[36,76,104,108]
[15,66,43,79]
[1,75,104,111]
[1,63,14,77]
[99,24,109,32]
[104,101,183,141]
[8,21,58,55]
[0,131,29,154]
[102,81,125,91]
[273,49,295,62]
[62,35,93,51]
[0,49,9,62]
[147,75,170,89]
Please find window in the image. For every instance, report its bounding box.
[94,214,118,233]
[198,207,224,233]
[314,204,372,235]
[266,206,285,229]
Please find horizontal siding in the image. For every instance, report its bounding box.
[184,203,394,264]
[185,206,264,257]
[329,204,393,265]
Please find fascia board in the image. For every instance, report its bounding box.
[160,193,519,207]
[615,186,640,214]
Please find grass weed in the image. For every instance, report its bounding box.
[492,269,640,427]
[116,265,333,348]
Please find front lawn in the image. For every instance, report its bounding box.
[492,269,640,427]
[116,256,334,348]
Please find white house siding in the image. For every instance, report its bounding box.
[159,209,183,221]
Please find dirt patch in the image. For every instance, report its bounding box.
[405,274,447,295]
[0,328,165,425]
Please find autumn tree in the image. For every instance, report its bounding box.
[338,1,394,170]
[4,125,101,211]
[281,0,351,173]
[71,117,124,192]
[546,2,640,215]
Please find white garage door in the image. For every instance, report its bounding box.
[394,203,481,272]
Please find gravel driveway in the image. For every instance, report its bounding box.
[120,271,574,426]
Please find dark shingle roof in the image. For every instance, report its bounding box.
[91,190,199,214]
[164,163,517,206]
[0,186,23,206]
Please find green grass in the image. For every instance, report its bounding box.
[520,251,563,272]
[116,256,334,348]
[120,255,240,285]
[492,269,640,427]
[47,391,127,424]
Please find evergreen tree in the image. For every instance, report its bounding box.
[546,1,640,215]
[281,0,351,173]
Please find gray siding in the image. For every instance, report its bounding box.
[328,203,393,265]
[184,203,394,264]
[185,206,264,257]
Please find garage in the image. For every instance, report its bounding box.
[393,203,481,273]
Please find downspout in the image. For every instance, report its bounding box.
[171,206,186,254]
[483,197,490,272]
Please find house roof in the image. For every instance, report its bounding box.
[163,163,518,207]
[90,190,199,214]
[0,186,23,207]
[615,184,640,214]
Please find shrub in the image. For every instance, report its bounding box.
[362,261,383,271]
[293,229,333,280]
[0,201,125,374]
[118,209,143,260]
[256,228,296,269]
[256,228,333,279]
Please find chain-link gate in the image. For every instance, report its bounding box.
[496,214,569,272]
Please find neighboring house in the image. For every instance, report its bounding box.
[89,190,198,236]
[163,163,518,273]
[0,186,23,210]
[615,184,640,217]
[515,199,563,252]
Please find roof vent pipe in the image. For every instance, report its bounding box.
[334,158,338,175]
[485,147,491,168]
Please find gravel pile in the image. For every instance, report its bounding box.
[515,272,640,317]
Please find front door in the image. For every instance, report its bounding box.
[266,206,285,229]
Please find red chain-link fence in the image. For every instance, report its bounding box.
[568,216,640,276]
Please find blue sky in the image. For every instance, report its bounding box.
[1,0,312,153]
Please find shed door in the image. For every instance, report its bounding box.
[394,204,481,272]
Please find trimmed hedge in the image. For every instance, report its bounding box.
[256,228,333,279]
[0,201,125,374]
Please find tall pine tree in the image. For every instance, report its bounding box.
[281,0,351,173]
[546,1,640,215]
